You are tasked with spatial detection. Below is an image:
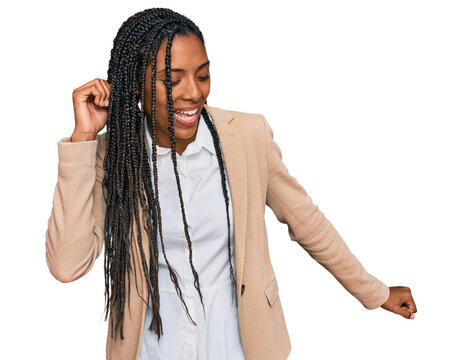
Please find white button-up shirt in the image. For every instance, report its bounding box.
[138,113,245,360]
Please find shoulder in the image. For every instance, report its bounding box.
[204,104,266,133]
[205,105,270,161]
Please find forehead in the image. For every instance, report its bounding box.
[154,33,207,68]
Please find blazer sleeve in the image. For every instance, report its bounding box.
[262,115,390,310]
[45,133,106,283]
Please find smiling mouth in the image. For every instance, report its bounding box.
[173,106,201,125]
[174,105,200,115]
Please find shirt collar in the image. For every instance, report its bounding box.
[144,113,216,158]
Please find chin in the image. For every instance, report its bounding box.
[175,127,198,138]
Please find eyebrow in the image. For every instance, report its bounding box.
[156,60,210,73]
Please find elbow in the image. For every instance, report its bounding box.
[45,246,92,283]
[45,254,77,283]
[45,229,98,283]
[50,270,76,284]
[45,230,76,283]
[45,254,92,283]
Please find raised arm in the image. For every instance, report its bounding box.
[45,133,106,283]
[262,115,389,310]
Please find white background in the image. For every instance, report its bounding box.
[1,0,461,359]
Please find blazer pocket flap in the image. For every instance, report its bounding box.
[264,274,279,306]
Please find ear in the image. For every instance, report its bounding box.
[135,82,140,97]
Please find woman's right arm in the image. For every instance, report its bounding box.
[45,132,107,282]
[45,78,110,282]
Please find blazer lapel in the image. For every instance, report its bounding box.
[204,104,247,287]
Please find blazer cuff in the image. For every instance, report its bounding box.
[360,278,390,310]
[57,136,98,171]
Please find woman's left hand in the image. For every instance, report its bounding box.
[380,286,417,319]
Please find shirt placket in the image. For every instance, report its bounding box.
[177,154,197,359]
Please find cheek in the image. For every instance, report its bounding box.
[152,81,168,105]
[201,80,211,96]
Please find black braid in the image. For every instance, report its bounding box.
[101,7,235,341]
[201,108,238,306]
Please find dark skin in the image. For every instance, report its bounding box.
[134,34,418,320]
[381,286,417,319]
[136,33,211,157]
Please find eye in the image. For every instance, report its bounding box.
[162,80,180,86]
[161,76,209,86]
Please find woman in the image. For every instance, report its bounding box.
[45,7,417,360]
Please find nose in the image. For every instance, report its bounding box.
[181,76,202,102]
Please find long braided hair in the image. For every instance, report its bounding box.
[102,8,237,341]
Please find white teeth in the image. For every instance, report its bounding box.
[175,107,198,115]
[174,111,198,123]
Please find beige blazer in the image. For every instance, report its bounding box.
[45,104,390,360]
